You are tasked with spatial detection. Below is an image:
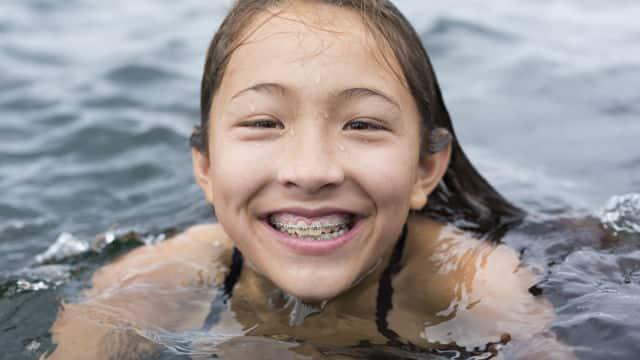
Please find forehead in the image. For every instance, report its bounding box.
[218,2,409,101]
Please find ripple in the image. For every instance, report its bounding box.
[106,63,179,86]
[0,95,58,111]
[36,111,78,129]
[424,16,516,42]
[0,77,30,94]
[44,161,170,190]
[601,97,640,116]
[81,94,145,109]
[32,121,184,161]
[0,203,40,220]
[543,249,640,359]
[0,126,30,143]
[1,44,68,67]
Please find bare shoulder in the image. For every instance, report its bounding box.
[400,216,563,349]
[90,223,234,292]
[406,214,538,295]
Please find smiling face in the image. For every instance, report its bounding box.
[193,2,450,301]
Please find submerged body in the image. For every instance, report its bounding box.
[46,1,574,358]
[45,215,571,359]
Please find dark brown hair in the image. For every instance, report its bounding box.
[191,0,525,239]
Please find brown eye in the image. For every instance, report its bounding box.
[243,119,284,129]
[343,119,385,131]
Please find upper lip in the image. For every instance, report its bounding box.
[260,207,360,219]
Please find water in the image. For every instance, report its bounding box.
[1,0,639,359]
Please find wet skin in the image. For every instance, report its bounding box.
[190,1,451,302]
[45,2,574,359]
[44,216,573,359]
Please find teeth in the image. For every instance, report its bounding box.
[270,220,351,231]
[268,216,353,241]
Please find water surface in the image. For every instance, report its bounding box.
[1,0,639,359]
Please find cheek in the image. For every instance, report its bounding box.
[346,143,418,211]
[209,137,275,209]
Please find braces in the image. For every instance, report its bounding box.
[270,220,351,231]
[279,228,348,240]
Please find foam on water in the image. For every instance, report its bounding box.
[599,193,640,235]
[34,232,89,264]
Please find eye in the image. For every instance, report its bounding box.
[240,119,284,129]
[343,119,386,131]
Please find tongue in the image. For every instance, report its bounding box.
[271,213,351,226]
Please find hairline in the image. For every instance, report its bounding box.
[202,1,417,154]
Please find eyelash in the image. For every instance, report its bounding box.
[343,119,386,131]
[239,118,386,131]
[241,119,284,129]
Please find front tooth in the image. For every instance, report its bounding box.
[270,216,351,240]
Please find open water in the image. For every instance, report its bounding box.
[0,0,639,359]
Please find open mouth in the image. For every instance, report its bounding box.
[267,213,356,241]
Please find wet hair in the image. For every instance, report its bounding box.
[190,0,525,239]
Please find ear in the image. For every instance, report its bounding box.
[192,148,215,204]
[409,142,451,211]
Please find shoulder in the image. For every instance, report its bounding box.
[89,223,234,293]
[406,214,537,291]
[399,216,554,346]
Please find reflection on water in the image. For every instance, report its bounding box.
[1,0,639,359]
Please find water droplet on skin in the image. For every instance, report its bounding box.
[249,102,256,112]
[290,127,296,136]
[337,144,345,152]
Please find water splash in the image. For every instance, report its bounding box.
[0,264,71,296]
[599,193,640,235]
[25,339,41,353]
[34,228,173,265]
[34,232,89,264]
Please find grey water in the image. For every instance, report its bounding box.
[0,0,639,359]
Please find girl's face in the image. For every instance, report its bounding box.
[193,2,449,301]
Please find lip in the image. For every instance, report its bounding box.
[259,210,364,256]
[260,207,359,219]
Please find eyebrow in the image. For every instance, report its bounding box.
[337,87,401,112]
[230,83,401,111]
[231,83,287,100]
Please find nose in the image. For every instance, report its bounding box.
[276,128,345,193]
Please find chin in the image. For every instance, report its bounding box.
[272,270,357,302]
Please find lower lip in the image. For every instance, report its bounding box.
[261,218,363,255]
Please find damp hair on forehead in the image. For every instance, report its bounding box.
[192,0,525,239]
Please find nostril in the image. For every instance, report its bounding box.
[277,170,344,192]
[276,161,344,192]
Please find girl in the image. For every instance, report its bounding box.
[45,1,574,358]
